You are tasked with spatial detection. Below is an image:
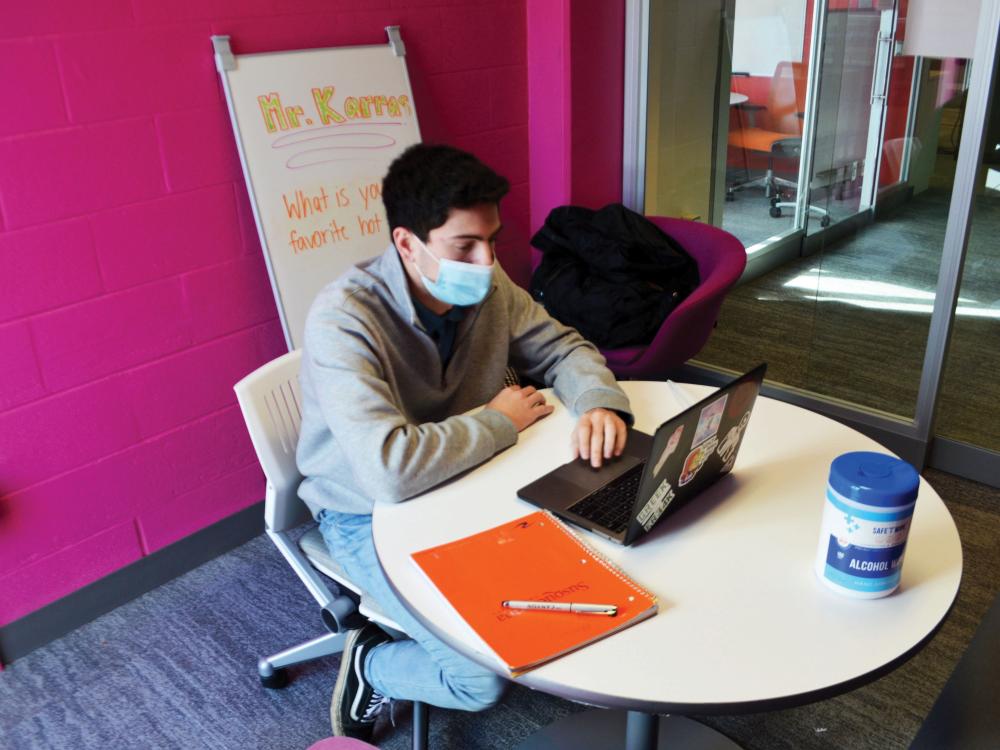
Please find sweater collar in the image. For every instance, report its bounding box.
[380,243,422,326]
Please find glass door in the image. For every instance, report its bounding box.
[626,0,1000,480]
[693,0,973,432]
[803,2,895,233]
[720,0,811,254]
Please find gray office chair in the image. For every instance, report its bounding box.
[727,63,831,227]
[233,349,429,749]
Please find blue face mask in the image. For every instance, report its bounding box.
[414,236,494,307]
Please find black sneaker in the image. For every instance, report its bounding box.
[331,622,392,740]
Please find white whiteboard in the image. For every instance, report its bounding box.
[214,30,421,349]
[731,0,806,77]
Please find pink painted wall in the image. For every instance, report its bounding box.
[0,0,530,632]
[527,0,625,267]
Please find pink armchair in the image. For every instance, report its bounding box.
[599,217,746,379]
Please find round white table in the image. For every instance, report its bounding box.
[373,382,962,749]
[729,92,749,106]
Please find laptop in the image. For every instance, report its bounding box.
[517,364,767,546]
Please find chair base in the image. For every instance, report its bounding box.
[258,630,348,688]
[726,174,832,228]
[726,147,799,201]
[769,198,831,226]
[726,169,796,200]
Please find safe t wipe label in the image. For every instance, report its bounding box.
[822,536,907,592]
[815,487,915,596]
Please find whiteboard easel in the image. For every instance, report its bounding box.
[213,28,421,349]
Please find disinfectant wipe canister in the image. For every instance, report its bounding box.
[815,451,920,598]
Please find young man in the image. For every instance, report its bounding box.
[296,143,632,741]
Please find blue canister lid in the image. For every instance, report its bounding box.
[828,451,919,507]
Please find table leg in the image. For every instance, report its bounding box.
[516,708,743,749]
[626,711,658,750]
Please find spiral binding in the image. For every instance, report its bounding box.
[540,510,657,603]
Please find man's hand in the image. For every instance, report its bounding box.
[571,408,628,468]
[487,385,555,432]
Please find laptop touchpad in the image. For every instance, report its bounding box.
[559,454,641,493]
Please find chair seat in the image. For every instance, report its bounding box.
[601,345,645,368]
[594,217,747,379]
[728,127,797,153]
[298,527,402,631]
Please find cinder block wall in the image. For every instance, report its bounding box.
[0,0,529,628]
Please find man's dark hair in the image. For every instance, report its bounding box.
[382,144,510,240]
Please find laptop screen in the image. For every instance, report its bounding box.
[623,364,766,544]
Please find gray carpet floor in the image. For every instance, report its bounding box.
[0,468,996,750]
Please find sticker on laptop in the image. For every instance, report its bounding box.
[652,424,685,478]
[725,380,759,418]
[680,435,718,486]
[717,412,751,470]
[692,395,728,447]
[637,478,676,531]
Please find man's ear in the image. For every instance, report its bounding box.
[393,227,418,264]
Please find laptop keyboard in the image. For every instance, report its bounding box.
[566,463,645,534]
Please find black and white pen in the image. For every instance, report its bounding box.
[501,600,618,616]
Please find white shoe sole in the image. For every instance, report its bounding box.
[330,628,363,735]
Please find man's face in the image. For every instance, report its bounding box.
[416,202,502,281]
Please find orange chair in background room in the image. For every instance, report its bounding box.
[727,61,831,226]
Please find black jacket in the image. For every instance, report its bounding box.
[530,204,699,349]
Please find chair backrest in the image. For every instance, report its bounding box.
[601,216,746,378]
[768,60,807,134]
[233,349,311,533]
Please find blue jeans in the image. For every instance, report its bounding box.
[318,510,507,712]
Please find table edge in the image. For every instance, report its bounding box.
[374,532,960,715]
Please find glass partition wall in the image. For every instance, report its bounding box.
[721,0,806,250]
[626,0,1000,485]
[934,42,1000,465]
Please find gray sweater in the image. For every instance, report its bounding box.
[296,244,633,516]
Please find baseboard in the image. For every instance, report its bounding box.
[801,208,874,257]
[929,439,1000,491]
[0,501,265,666]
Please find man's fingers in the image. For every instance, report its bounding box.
[614,419,627,456]
[576,420,592,459]
[571,411,627,465]
[589,418,603,468]
[603,417,617,458]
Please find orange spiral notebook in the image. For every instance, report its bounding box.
[411,510,658,676]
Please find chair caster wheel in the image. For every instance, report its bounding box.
[769,206,782,218]
[820,215,831,227]
[260,668,289,689]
